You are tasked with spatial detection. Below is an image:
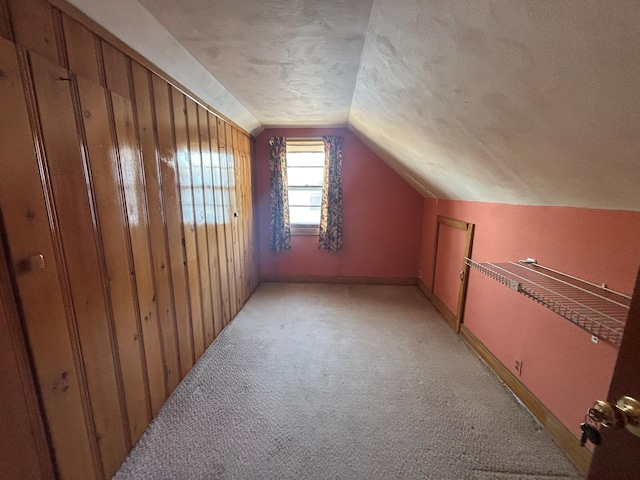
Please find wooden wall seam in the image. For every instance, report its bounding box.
[17,45,104,478]
[46,0,254,137]
[0,1,258,477]
[164,81,196,377]
[0,0,14,42]
[51,8,67,69]
[130,60,180,396]
[0,229,56,479]
[148,70,184,384]
[67,67,132,453]
[125,59,170,414]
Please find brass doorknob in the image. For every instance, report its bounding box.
[617,396,640,437]
[589,396,640,437]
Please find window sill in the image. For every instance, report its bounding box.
[291,225,320,236]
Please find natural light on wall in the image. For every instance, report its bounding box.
[286,140,325,233]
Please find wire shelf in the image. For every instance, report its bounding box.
[465,258,631,347]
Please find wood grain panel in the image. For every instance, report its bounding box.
[235,128,248,308]
[199,107,224,338]
[172,88,205,360]
[62,15,99,84]
[225,123,243,314]
[217,118,238,321]
[239,142,249,298]
[234,132,249,304]
[75,75,151,446]
[208,113,231,326]
[0,233,55,480]
[0,39,97,480]
[2,5,258,477]
[243,134,257,294]
[101,40,130,99]
[30,51,127,478]
[231,136,246,307]
[7,0,59,65]
[239,138,253,296]
[0,0,12,41]
[110,90,167,417]
[153,75,194,378]
[131,62,180,394]
[186,99,215,347]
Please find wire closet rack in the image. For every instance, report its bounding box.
[464,258,631,347]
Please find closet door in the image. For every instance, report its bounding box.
[431,216,474,332]
[0,39,98,479]
[0,234,54,480]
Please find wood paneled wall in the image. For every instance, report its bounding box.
[0,0,258,478]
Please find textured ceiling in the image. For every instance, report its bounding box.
[138,0,374,126]
[68,0,640,211]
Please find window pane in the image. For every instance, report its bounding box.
[286,140,324,154]
[287,167,324,187]
[289,187,322,207]
[287,151,325,167]
[290,206,321,225]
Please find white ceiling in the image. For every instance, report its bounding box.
[68,0,640,211]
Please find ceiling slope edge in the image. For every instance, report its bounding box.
[347,121,640,212]
[66,0,262,133]
[346,123,437,199]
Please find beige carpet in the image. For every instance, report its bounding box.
[114,284,582,479]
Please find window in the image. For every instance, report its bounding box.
[286,140,325,234]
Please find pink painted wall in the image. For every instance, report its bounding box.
[255,127,423,278]
[419,198,640,440]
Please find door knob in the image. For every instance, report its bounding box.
[19,254,45,272]
[588,396,640,437]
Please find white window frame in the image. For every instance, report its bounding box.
[286,139,325,235]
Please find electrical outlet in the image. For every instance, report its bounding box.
[418,269,423,279]
[514,360,523,376]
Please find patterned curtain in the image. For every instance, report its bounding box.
[268,136,291,251]
[319,136,344,252]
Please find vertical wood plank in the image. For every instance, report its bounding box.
[101,40,130,99]
[30,51,128,478]
[225,122,243,315]
[153,75,194,378]
[62,15,100,84]
[0,235,55,480]
[131,62,180,394]
[75,75,151,445]
[7,0,59,65]
[0,39,97,480]
[110,90,167,417]
[186,99,214,347]
[208,113,231,327]
[232,128,247,307]
[172,89,205,359]
[0,0,13,41]
[199,107,224,338]
[217,118,238,322]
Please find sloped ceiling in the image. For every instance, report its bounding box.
[68,0,640,211]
